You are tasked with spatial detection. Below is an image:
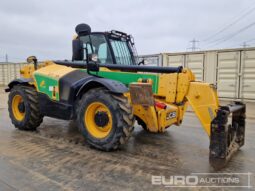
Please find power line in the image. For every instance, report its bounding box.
[205,21,255,48]
[249,42,255,46]
[241,42,249,48]
[244,38,255,43]
[203,3,255,42]
[227,38,255,48]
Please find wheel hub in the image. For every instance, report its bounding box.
[94,111,109,127]
[12,94,25,121]
[18,102,25,113]
[85,102,113,139]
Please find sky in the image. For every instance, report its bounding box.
[0,0,255,62]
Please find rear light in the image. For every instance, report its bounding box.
[155,101,167,109]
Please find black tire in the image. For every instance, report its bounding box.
[77,88,134,151]
[8,85,43,130]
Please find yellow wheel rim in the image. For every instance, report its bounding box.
[84,102,113,139]
[12,95,25,121]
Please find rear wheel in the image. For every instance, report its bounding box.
[77,88,134,151]
[8,85,43,130]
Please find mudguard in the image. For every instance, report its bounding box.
[58,70,128,104]
[5,78,33,92]
[76,77,128,97]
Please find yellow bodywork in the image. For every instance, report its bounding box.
[20,61,54,79]
[130,68,218,136]
[186,82,219,135]
[33,64,76,79]
[19,61,219,136]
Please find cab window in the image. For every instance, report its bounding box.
[80,34,113,64]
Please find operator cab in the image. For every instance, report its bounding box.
[72,23,139,65]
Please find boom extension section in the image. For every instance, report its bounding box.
[54,60,183,74]
[183,81,246,169]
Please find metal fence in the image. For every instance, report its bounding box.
[0,62,27,86]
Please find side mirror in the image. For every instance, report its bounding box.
[72,39,84,61]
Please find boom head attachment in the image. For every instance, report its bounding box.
[210,102,246,170]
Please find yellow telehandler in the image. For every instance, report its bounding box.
[6,24,246,169]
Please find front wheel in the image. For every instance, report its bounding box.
[8,85,43,130]
[77,88,134,151]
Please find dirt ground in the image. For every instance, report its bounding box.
[0,87,254,191]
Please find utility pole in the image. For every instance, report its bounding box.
[187,39,200,51]
[241,42,249,48]
[5,54,8,63]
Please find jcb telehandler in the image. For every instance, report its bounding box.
[6,24,246,169]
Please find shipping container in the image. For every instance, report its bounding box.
[139,54,161,66]
[216,51,240,99]
[157,47,255,101]
[185,54,204,81]
[240,50,255,100]
[165,54,185,67]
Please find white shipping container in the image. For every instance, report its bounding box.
[167,55,185,67]
[185,54,204,81]
[216,51,240,99]
[161,47,255,101]
[139,54,160,66]
[240,50,255,100]
[140,48,255,117]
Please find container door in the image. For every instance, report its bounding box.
[185,54,204,81]
[240,50,255,100]
[167,55,185,67]
[217,51,240,98]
